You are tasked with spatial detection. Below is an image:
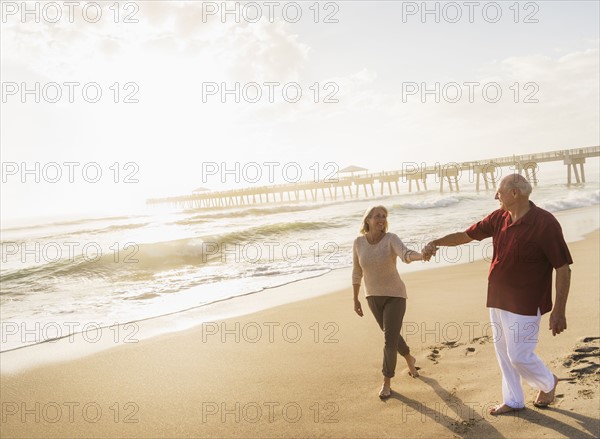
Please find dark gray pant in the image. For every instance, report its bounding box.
[367,296,410,378]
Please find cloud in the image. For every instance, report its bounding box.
[1,2,597,218]
[2,2,311,83]
[219,47,599,165]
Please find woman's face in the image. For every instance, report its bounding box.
[366,208,387,233]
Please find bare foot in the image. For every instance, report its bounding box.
[534,374,558,408]
[379,377,391,399]
[405,354,419,378]
[489,404,524,416]
[378,384,391,399]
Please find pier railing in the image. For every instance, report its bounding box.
[147,146,599,208]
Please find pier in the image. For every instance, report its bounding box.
[147,146,599,209]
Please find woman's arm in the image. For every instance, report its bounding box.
[353,283,363,316]
[406,251,424,263]
[351,239,363,283]
[391,234,424,264]
[352,240,364,316]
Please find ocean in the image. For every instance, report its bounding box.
[1,161,599,352]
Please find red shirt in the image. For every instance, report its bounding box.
[465,202,573,316]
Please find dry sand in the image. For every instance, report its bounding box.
[1,231,598,439]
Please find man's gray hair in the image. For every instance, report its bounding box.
[504,174,533,196]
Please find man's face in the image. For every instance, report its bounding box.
[494,181,514,211]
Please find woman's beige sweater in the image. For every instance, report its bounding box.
[352,233,417,298]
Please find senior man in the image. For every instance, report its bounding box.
[425,173,572,415]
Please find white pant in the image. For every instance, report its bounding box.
[489,307,555,408]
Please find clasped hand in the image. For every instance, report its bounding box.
[421,242,437,261]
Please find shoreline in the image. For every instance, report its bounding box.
[2,204,598,373]
[1,229,598,437]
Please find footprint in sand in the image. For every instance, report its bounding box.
[570,364,600,376]
[427,348,441,364]
[461,336,487,356]
[427,341,476,363]
[562,336,600,395]
[563,349,599,366]
[578,389,594,399]
[441,341,463,349]
[471,335,492,345]
[426,341,465,364]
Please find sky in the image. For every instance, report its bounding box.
[1,0,599,221]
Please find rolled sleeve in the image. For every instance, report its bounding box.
[389,234,413,263]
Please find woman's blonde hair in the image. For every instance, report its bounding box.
[360,205,388,235]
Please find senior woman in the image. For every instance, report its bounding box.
[352,205,425,399]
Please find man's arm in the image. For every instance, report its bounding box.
[424,232,474,259]
[549,264,571,336]
[432,232,474,247]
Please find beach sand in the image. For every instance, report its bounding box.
[1,231,598,439]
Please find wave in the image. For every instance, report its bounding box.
[393,195,464,210]
[0,265,337,354]
[0,222,150,248]
[540,190,600,212]
[116,220,335,268]
[58,222,149,238]
[205,220,334,243]
[1,215,140,233]
[175,204,325,225]
[0,220,338,289]
[1,256,111,287]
